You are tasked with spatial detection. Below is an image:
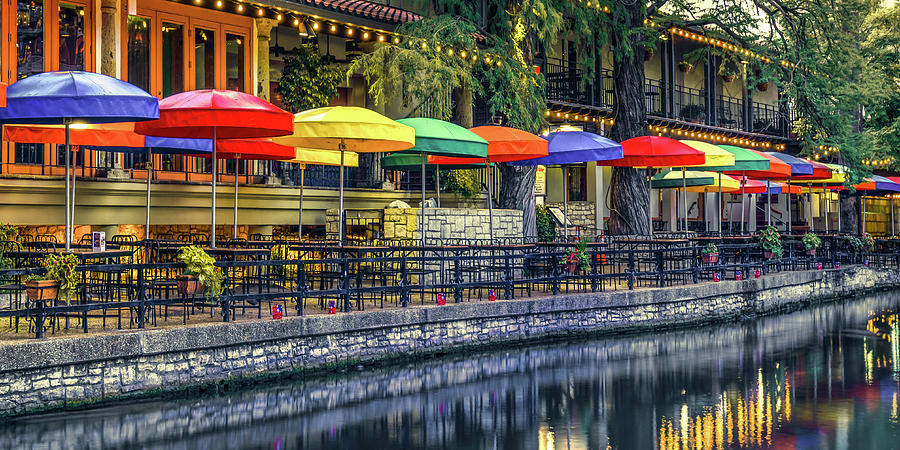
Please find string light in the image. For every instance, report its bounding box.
[257,8,264,16]
[236,3,243,12]
[293,18,299,26]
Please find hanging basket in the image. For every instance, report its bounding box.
[644,48,654,61]
[757,82,770,92]
[722,74,737,83]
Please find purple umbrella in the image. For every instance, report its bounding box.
[766,152,814,233]
[511,130,623,240]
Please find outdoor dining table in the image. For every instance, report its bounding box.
[5,248,131,265]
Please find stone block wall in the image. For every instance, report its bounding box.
[547,201,596,236]
[326,207,524,241]
[0,265,898,416]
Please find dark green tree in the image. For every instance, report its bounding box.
[276,43,342,113]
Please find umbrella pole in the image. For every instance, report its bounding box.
[766,179,771,227]
[487,163,494,243]
[647,169,652,235]
[682,169,687,233]
[64,120,71,251]
[563,166,569,242]
[211,127,217,248]
[421,153,426,247]
[338,141,345,246]
[298,166,304,241]
[823,187,829,234]
[808,183,814,233]
[892,196,895,237]
[146,147,152,238]
[718,172,723,236]
[71,148,77,245]
[862,194,866,234]
[233,158,239,240]
[787,178,792,235]
[435,165,440,208]
[740,172,746,235]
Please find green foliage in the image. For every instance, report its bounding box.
[701,243,718,255]
[177,246,224,300]
[536,204,557,242]
[758,225,783,258]
[850,232,876,253]
[441,169,480,198]
[562,239,590,272]
[37,253,80,304]
[802,232,822,250]
[0,223,18,242]
[276,44,342,113]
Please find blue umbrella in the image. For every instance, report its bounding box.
[510,130,623,241]
[89,137,212,237]
[0,71,159,250]
[766,152,814,233]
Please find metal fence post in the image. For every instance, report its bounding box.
[691,247,699,284]
[400,256,409,308]
[295,260,305,316]
[503,253,513,300]
[656,250,665,287]
[341,255,351,312]
[453,255,463,303]
[628,250,635,290]
[137,265,146,329]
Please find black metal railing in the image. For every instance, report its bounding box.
[1,235,896,339]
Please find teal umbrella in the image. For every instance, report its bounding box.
[395,118,488,245]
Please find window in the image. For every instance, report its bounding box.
[161,22,185,96]
[127,16,151,93]
[194,28,214,89]
[566,166,587,202]
[225,33,244,91]
[17,0,44,79]
[15,144,44,165]
[58,3,85,71]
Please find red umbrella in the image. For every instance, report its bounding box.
[429,126,549,241]
[193,139,295,239]
[135,90,293,247]
[600,136,705,234]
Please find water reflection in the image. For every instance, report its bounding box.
[4,293,900,449]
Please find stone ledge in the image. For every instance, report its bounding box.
[0,267,861,374]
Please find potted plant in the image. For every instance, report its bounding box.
[756,82,770,91]
[701,243,719,263]
[860,232,875,252]
[802,232,821,256]
[25,253,79,303]
[758,225,783,259]
[561,240,590,274]
[678,61,694,73]
[176,245,224,299]
[679,104,706,124]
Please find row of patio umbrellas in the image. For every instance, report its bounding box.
[0,71,893,248]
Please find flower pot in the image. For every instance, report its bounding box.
[26,280,58,302]
[756,82,769,91]
[565,262,577,274]
[702,253,719,264]
[177,275,204,296]
[722,74,736,83]
[678,62,693,73]
[805,248,816,256]
[764,251,775,259]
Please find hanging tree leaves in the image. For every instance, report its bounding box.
[276,43,343,113]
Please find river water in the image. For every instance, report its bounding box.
[4,292,900,449]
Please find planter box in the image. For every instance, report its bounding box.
[702,253,719,264]
[26,280,59,302]
[564,262,577,274]
[177,275,204,296]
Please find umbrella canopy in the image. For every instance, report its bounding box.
[765,152,814,176]
[195,139,296,160]
[604,136,705,167]
[134,90,292,139]
[429,125,549,165]
[807,163,847,185]
[678,141,736,168]
[774,182,802,195]
[290,149,360,167]
[725,150,791,179]
[651,170,716,189]
[686,173,742,193]
[704,145,773,172]
[0,71,159,124]
[394,118,488,158]
[0,82,6,108]
[506,130,622,166]
[382,153,487,170]
[738,178,771,194]
[4,123,212,152]
[272,106,415,152]
[791,159,832,180]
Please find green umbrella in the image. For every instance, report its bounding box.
[703,145,771,235]
[651,170,716,189]
[395,118,488,245]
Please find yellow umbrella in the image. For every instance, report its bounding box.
[289,149,359,240]
[678,140,737,232]
[684,172,742,193]
[273,107,415,243]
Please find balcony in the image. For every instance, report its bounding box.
[543,57,791,138]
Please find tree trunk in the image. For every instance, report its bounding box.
[608,2,650,235]
[499,164,537,238]
[840,191,859,235]
[454,86,474,128]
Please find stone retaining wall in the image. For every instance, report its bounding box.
[326,207,524,241]
[0,265,897,416]
[547,201,595,235]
